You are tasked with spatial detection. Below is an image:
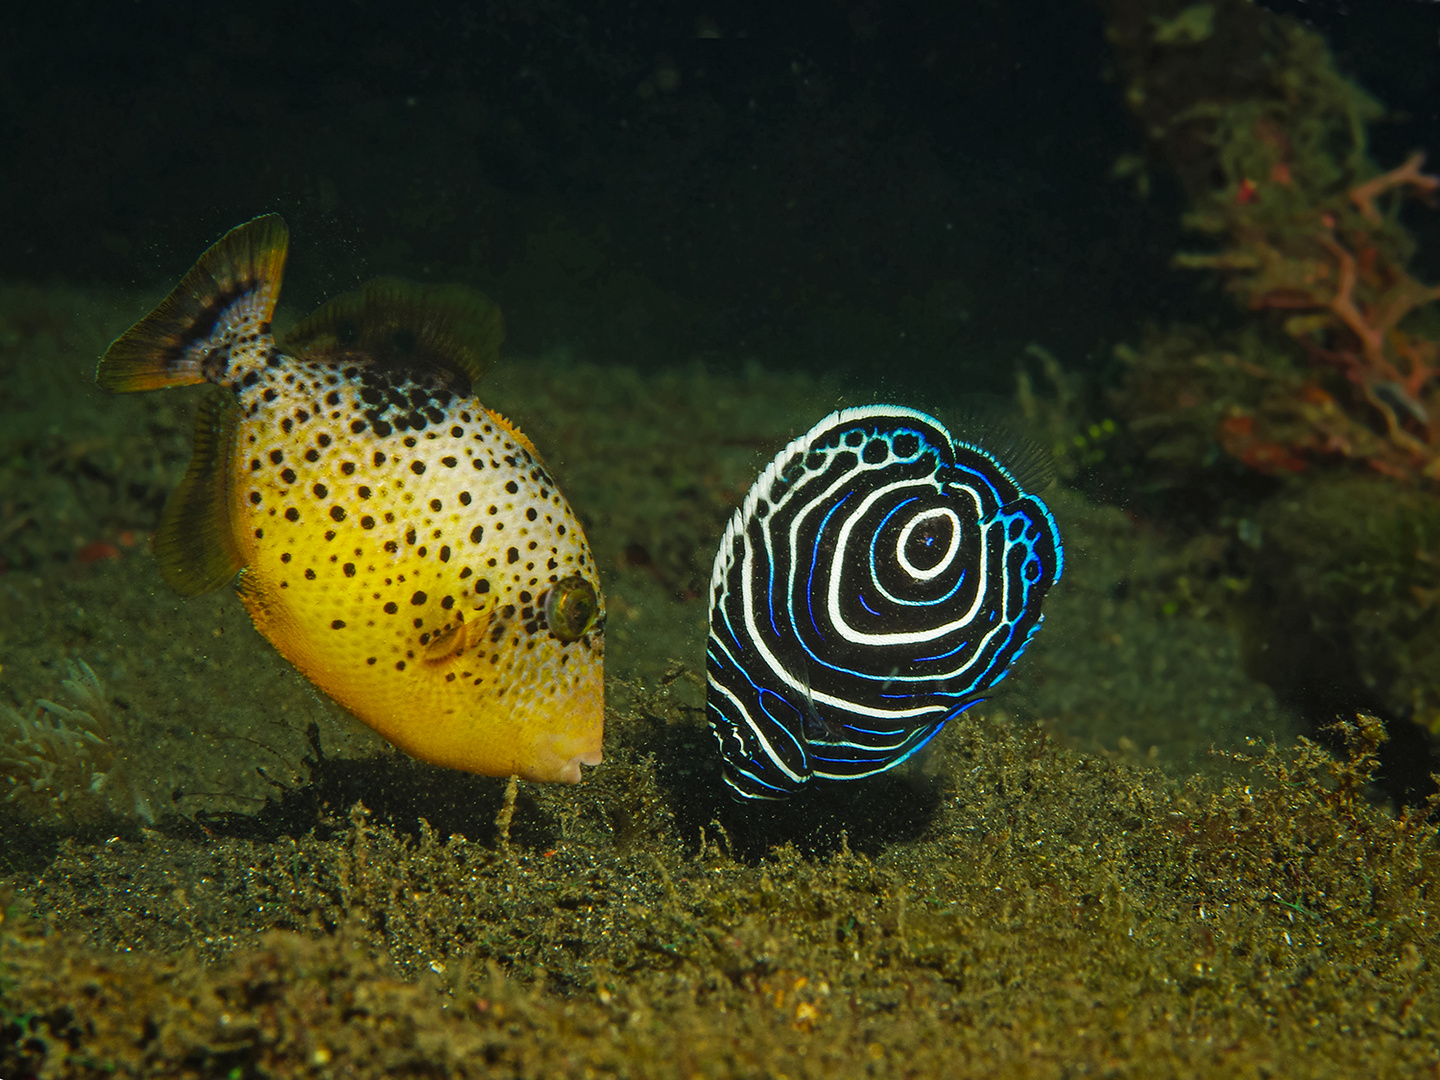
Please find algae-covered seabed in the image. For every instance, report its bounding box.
[1,283,1436,1078]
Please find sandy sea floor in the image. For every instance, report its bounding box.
[2,281,1437,1078]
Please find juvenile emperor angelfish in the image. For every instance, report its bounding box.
[98,215,605,783]
[706,405,1063,799]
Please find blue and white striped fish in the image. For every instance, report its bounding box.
[706,405,1063,799]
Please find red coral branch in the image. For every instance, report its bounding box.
[1307,232,1440,463]
[1317,234,1387,371]
[1349,151,1440,225]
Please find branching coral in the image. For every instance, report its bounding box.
[1104,3,1440,737]
[1166,24,1440,482]
[1,660,153,824]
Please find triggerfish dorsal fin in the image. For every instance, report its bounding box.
[153,389,244,596]
[487,409,544,464]
[282,278,503,390]
[97,214,289,392]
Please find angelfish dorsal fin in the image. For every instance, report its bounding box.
[153,389,244,596]
[282,278,504,389]
[944,395,1057,494]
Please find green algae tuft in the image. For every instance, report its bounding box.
[4,708,1438,1078]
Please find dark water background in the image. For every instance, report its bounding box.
[7,2,1439,385]
[0,1,1377,393]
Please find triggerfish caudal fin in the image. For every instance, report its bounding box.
[96,215,288,598]
[97,214,288,392]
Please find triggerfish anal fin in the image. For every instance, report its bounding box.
[96,214,289,392]
[153,389,244,597]
[281,277,504,391]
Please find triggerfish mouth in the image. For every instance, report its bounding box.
[97,215,605,783]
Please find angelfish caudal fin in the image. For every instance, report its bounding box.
[97,214,289,392]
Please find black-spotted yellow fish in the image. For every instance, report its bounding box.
[98,215,605,783]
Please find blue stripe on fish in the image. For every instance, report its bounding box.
[706,404,1063,800]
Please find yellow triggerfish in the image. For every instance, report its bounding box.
[98,215,605,783]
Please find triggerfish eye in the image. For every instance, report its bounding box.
[546,575,601,643]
